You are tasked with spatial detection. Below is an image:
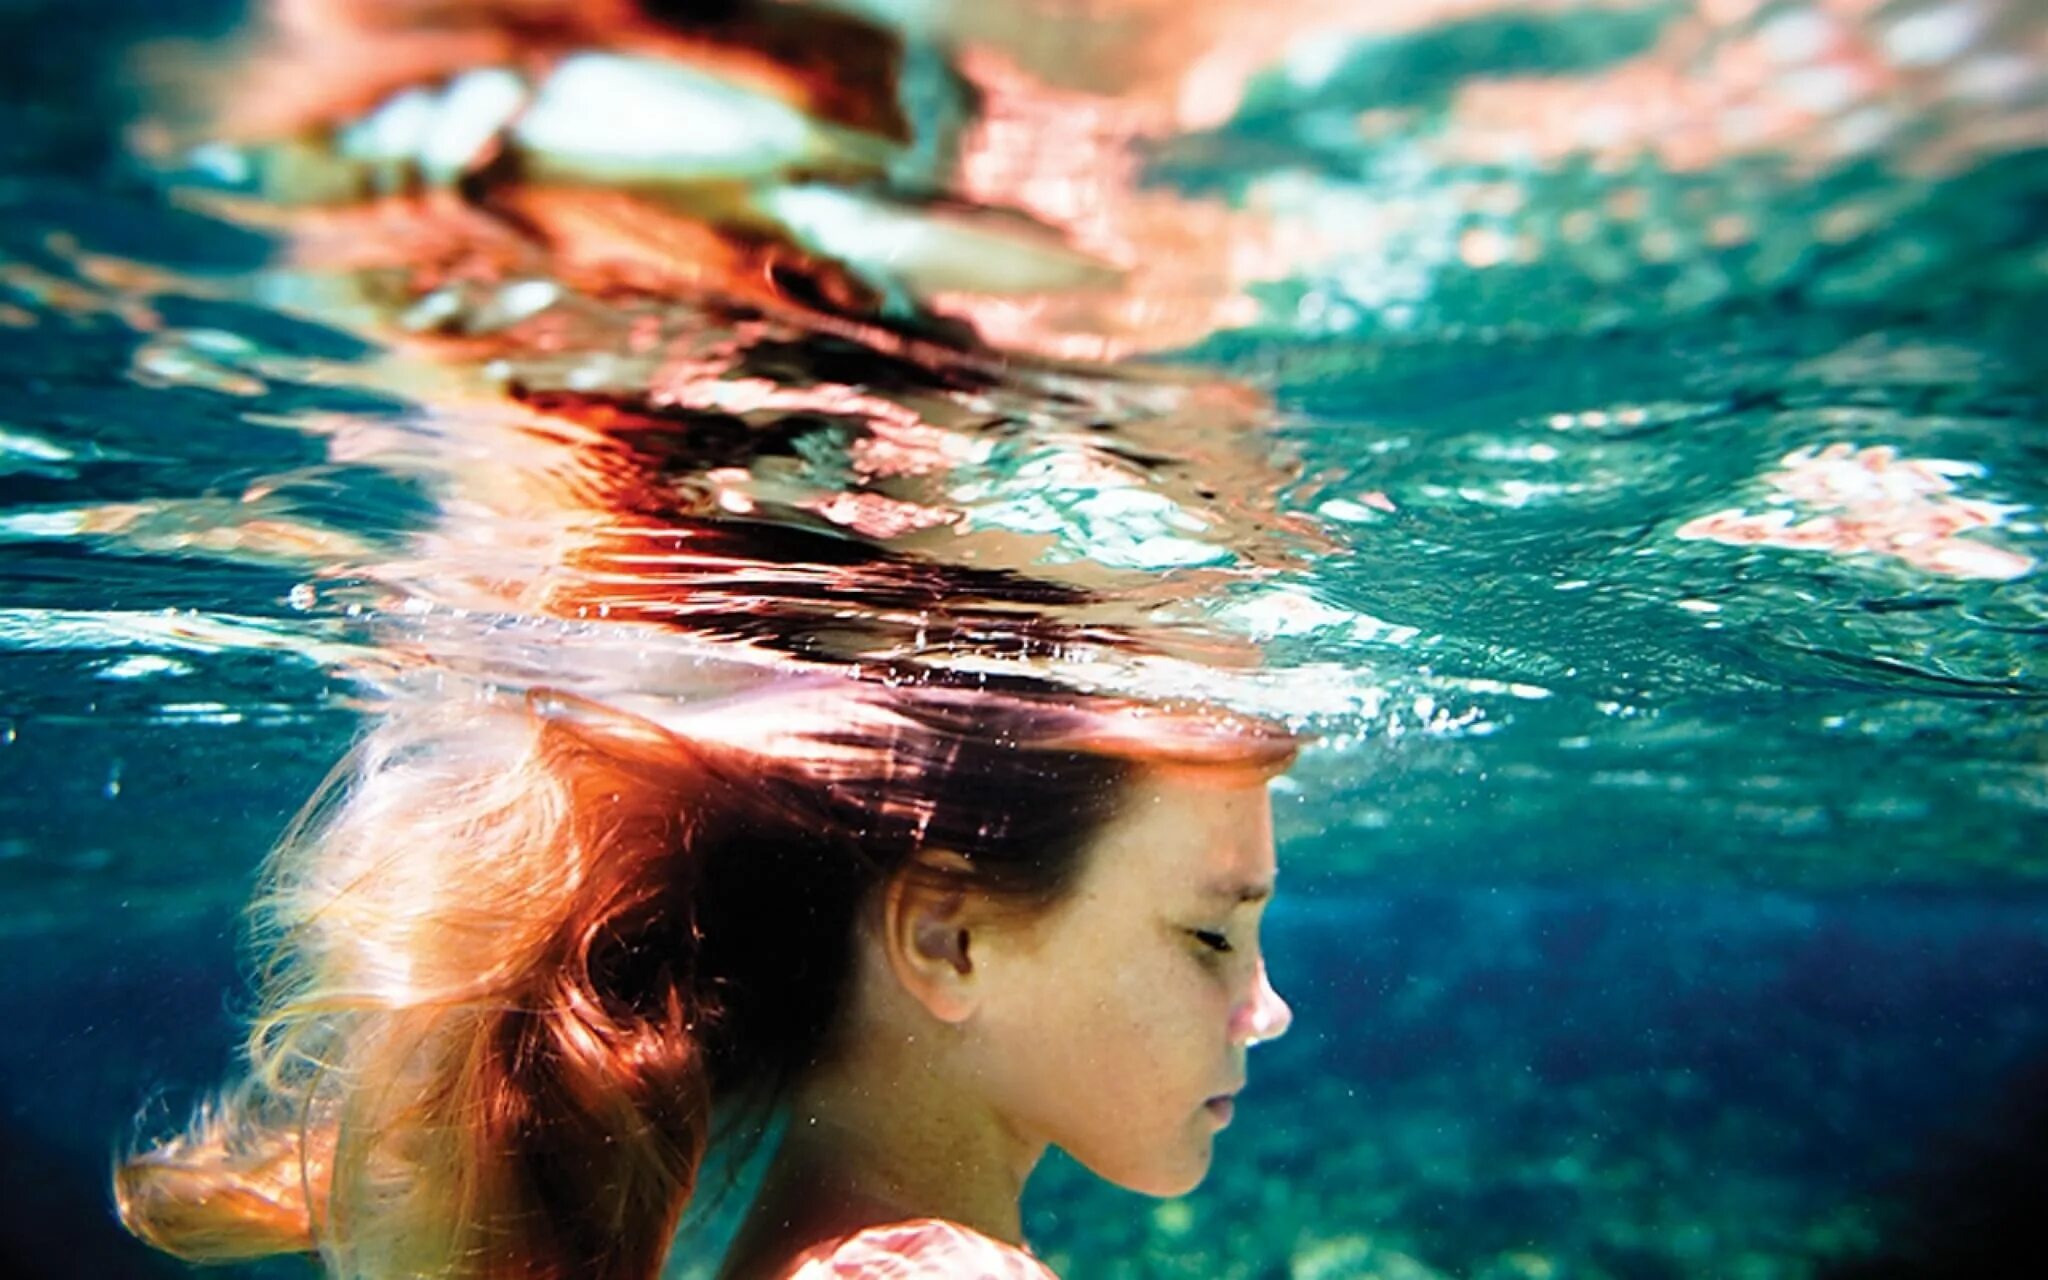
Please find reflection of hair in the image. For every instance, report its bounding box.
[114,681,1295,1279]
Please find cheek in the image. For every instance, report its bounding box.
[1082,952,1231,1088]
[978,943,1239,1194]
[990,950,1217,1101]
[1056,959,1233,1193]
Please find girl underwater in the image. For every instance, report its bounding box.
[111,3,1314,1276]
[113,678,1298,1279]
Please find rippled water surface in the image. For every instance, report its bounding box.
[2,1,2045,1276]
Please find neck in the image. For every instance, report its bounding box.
[725,1030,1045,1279]
[773,1047,1041,1244]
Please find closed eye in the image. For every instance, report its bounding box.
[1190,928,1234,954]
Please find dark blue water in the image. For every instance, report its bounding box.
[4,1,2046,1277]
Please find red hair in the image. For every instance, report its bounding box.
[116,8,1304,1271]
[115,683,1295,1278]
[118,698,714,1277]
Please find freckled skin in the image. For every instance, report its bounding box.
[726,765,1294,1277]
[963,763,1294,1196]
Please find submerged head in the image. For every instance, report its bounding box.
[114,678,1300,1278]
[844,754,1294,1200]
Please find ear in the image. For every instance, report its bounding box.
[880,851,984,1025]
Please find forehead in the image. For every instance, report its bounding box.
[1075,763,1279,898]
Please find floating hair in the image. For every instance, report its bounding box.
[116,695,716,1279]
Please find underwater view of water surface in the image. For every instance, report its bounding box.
[2,0,2046,1276]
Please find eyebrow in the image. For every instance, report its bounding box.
[1201,880,1274,904]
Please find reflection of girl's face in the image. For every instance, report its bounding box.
[966,763,1293,1197]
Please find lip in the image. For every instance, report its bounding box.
[1203,1095,1237,1126]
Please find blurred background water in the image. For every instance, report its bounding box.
[2,0,2045,1277]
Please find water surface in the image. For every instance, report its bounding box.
[2,1,2044,1276]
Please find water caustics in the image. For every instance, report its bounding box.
[1,0,2044,892]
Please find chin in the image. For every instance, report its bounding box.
[1082,1143,1214,1199]
[1147,1164,1211,1199]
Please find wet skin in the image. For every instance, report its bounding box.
[721,763,1293,1277]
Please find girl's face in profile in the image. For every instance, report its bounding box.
[968,762,1294,1197]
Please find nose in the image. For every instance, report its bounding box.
[1231,958,1293,1048]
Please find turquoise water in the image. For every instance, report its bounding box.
[2,1,2045,1276]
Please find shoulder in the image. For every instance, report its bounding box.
[785,1218,1060,1280]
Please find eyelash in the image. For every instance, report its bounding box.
[1190,929,1235,955]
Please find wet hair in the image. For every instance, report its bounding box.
[112,679,1295,1279]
